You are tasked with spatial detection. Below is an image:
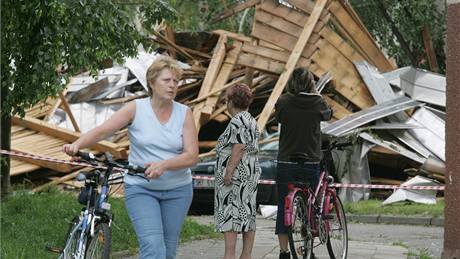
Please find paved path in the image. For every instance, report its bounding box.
[175,216,408,259]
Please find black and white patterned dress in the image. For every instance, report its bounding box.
[214,111,261,233]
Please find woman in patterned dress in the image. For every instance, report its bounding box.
[214,83,261,259]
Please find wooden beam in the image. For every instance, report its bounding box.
[422,25,440,73]
[213,29,252,42]
[192,34,227,129]
[329,1,395,72]
[165,25,176,59]
[257,0,329,132]
[11,147,75,172]
[211,0,262,23]
[32,170,81,193]
[151,31,195,61]
[201,41,243,119]
[69,77,110,103]
[237,52,286,74]
[58,92,80,132]
[186,76,245,105]
[12,116,126,158]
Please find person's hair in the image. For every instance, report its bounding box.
[146,55,183,96]
[226,83,253,110]
[287,67,316,95]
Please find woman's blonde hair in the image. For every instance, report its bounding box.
[146,55,183,96]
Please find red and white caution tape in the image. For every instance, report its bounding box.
[331,183,444,190]
[0,149,121,171]
[191,175,444,190]
[1,149,444,190]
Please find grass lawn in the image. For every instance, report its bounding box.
[1,187,218,259]
[344,198,444,217]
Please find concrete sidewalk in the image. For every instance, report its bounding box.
[175,215,408,259]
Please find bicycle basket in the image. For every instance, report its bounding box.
[78,185,97,206]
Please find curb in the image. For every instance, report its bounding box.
[346,214,444,226]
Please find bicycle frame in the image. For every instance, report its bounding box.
[283,169,341,236]
[60,169,112,259]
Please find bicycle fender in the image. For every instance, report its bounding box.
[284,187,302,227]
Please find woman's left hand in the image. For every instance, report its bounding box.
[145,161,166,179]
[224,170,234,186]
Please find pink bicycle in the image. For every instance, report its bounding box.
[284,141,349,259]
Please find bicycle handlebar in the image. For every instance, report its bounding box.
[75,151,147,180]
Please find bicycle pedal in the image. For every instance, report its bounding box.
[46,246,63,254]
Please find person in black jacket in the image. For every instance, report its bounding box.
[274,67,332,259]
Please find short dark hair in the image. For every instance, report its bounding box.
[226,83,253,109]
[287,67,316,95]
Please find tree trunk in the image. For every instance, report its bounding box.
[1,115,11,198]
[1,83,11,198]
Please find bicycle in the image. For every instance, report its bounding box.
[57,151,147,259]
[284,141,350,259]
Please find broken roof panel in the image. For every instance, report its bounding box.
[407,107,445,161]
[322,96,422,137]
[359,132,426,164]
[355,61,397,103]
[400,67,446,107]
[354,61,434,159]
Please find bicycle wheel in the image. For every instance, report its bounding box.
[288,192,313,259]
[326,195,348,259]
[60,217,84,259]
[85,222,111,259]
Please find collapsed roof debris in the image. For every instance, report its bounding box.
[11,0,446,200]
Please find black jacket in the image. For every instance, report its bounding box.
[275,93,332,162]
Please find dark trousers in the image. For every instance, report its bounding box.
[275,162,320,234]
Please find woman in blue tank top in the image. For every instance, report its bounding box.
[63,56,199,259]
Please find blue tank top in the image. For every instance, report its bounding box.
[125,97,192,190]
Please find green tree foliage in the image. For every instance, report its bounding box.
[1,0,142,117]
[350,0,446,73]
[0,0,174,196]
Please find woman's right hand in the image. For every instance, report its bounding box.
[62,143,79,156]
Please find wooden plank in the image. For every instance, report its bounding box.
[211,0,262,23]
[201,41,243,119]
[252,21,321,59]
[69,77,110,103]
[186,77,245,105]
[257,0,328,132]
[192,34,227,129]
[258,1,365,66]
[59,92,80,132]
[11,159,41,176]
[237,53,285,74]
[422,25,440,73]
[310,45,374,108]
[213,29,252,42]
[329,1,395,72]
[32,170,81,193]
[241,42,311,68]
[165,25,176,59]
[151,30,194,61]
[12,116,126,158]
[11,147,75,172]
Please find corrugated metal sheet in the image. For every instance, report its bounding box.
[354,61,433,159]
[322,96,422,137]
[407,107,445,161]
[400,67,446,107]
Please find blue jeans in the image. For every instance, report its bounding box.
[124,183,193,259]
[275,163,320,234]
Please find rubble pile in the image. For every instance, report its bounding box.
[11,0,445,196]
